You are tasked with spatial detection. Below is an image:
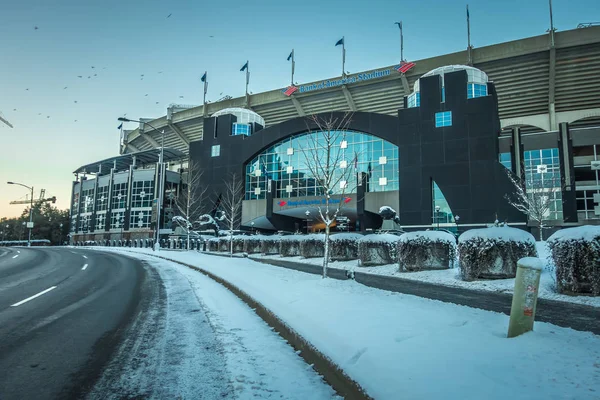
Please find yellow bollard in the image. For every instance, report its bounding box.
[507,257,543,338]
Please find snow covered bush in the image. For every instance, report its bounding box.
[330,233,363,261]
[207,237,219,252]
[398,231,457,272]
[458,227,537,281]
[300,234,326,258]
[279,235,303,257]
[260,236,280,255]
[547,225,600,296]
[243,235,264,254]
[358,234,401,267]
[218,237,230,252]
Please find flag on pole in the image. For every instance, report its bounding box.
[335,37,344,46]
[240,61,249,72]
[117,123,123,130]
[201,72,207,82]
[287,51,293,61]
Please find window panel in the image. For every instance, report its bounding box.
[111,183,128,210]
[435,111,452,128]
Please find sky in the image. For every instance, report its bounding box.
[0,0,595,218]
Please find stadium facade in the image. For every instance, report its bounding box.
[70,27,600,244]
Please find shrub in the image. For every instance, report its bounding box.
[398,231,457,272]
[218,237,231,252]
[300,234,326,258]
[243,235,264,254]
[207,237,219,252]
[280,235,303,257]
[547,226,600,295]
[358,234,401,266]
[458,227,537,281]
[261,236,280,255]
[329,233,363,261]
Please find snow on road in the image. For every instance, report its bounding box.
[88,252,337,399]
[98,248,600,400]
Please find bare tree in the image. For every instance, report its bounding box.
[504,168,564,241]
[299,112,356,278]
[173,160,207,250]
[220,172,244,255]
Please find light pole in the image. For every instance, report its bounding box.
[454,215,460,235]
[59,223,63,245]
[305,210,311,233]
[250,221,255,235]
[118,117,165,250]
[435,205,440,231]
[7,181,34,247]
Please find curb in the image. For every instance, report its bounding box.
[114,249,373,400]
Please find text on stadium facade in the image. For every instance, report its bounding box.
[297,68,393,94]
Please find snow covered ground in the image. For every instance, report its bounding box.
[92,247,600,400]
[253,241,600,308]
[88,252,337,399]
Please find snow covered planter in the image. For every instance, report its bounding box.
[279,235,303,257]
[260,236,280,255]
[243,235,265,254]
[330,233,363,261]
[218,237,230,252]
[458,227,537,281]
[547,226,600,296]
[300,234,326,258]
[207,237,219,252]
[398,231,457,271]
[358,234,401,266]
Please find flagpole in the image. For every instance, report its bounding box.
[400,22,404,62]
[466,5,472,65]
[548,0,555,47]
[203,71,208,107]
[245,61,250,97]
[291,49,295,85]
[342,36,346,77]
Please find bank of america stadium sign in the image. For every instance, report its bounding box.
[282,62,415,97]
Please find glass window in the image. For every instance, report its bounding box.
[523,148,563,220]
[111,182,128,210]
[467,83,488,99]
[110,211,126,230]
[407,92,420,108]
[211,145,220,157]
[129,209,152,229]
[441,87,445,103]
[96,185,109,212]
[244,130,399,200]
[232,123,251,136]
[435,111,452,128]
[499,152,512,170]
[432,181,455,224]
[81,188,94,214]
[131,180,154,208]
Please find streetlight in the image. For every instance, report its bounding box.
[454,215,460,234]
[250,221,255,235]
[59,223,63,245]
[435,205,440,231]
[118,117,165,250]
[305,210,311,233]
[7,181,34,247]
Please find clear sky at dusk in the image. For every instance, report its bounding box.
[0,0,595,218]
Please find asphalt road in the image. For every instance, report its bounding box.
[0,246,148,400]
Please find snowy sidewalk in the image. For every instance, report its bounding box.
[88,253,337,399]
[94,247,600,400]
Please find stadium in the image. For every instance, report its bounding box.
[70,26,600,244]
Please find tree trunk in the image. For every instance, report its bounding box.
[322,223,330,279]
[187,232,190,251]
[539,222,544,241]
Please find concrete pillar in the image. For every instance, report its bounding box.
[507,258,543,338]
[548,47,557,131]
[510,127,523,178]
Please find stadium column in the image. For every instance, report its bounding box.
[90,165,100,238]
[558,122,578,223]
[69,180,77,244]
[510,126,524,178]
[124,162,134,235]
[105,166,115,234]
[75,175,84,241]
[548,46,557,131]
